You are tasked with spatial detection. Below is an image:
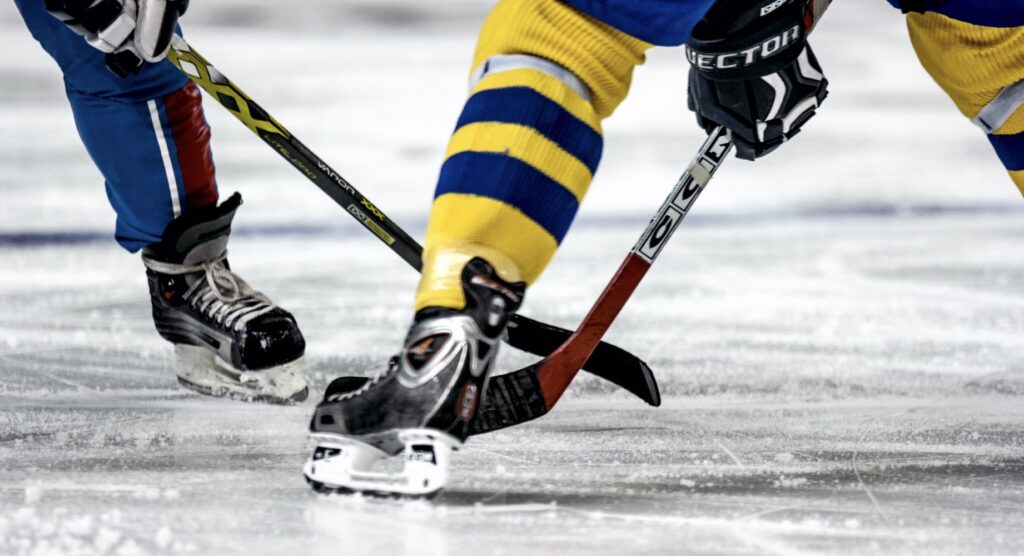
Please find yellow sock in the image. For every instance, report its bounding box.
[416,0,651,311]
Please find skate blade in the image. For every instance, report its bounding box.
[303,430,460,498]
[175,345,308,404]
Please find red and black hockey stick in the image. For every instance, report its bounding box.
[164,36,659,407]
[471,127,731,434]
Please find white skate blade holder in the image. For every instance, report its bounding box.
[174,345,308,404]
[304,429,460,497]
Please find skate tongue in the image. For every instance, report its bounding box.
[459,258,526,339]
[469,274,521,305]
[144,193,242,264]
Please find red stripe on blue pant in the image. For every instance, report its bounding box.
[164,82,219,211]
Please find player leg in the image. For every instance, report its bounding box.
[15,0,307,402]
[901,8,1024,195]
[305,0,715,495]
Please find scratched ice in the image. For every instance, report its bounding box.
[2,2,1023,555]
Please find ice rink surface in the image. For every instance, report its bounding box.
[3,1,1024,555]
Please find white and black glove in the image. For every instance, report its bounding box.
[46,0,189,77]
[686,0,828,161]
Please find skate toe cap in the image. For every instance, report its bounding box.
[238,309,306,370]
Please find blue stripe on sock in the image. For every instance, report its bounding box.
[436,151,580,243]
[989,131,1024,172]
[456,87,603,175]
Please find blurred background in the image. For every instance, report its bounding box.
[2,0,1019,239]
[3,4,1024,554]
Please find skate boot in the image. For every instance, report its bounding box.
[142,193,308,403]
[304,257,525,497]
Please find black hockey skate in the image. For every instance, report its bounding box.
[304,257,525,497]
[142,193,307,403]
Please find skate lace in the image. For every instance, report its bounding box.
[329,356,399,402]
[145,254,277,332]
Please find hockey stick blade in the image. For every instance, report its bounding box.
[505,314,659,406]
[471,127,732,434]
[165,36,659,408]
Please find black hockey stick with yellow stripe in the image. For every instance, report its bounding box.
[165,35,659,408]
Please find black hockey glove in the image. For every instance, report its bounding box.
[890,0,927,13]
[686,0,829,161]
[46,0,189,77]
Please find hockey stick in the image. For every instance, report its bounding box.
[164,36,659,406]
[471,127,731,434]
[472,0,837,433]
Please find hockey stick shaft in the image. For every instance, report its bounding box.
[164,36,659,405]
[474,2,836,433]
[167,36,421,269]
[537,127,732,405]
[523,0,834,411]
[471,128,730,434]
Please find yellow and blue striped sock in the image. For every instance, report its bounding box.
[907,12,1024,195]
[416,0,651,311]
